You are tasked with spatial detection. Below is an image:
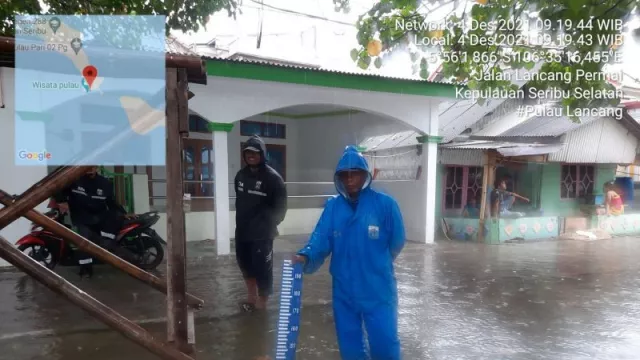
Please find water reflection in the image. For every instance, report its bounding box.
[0,237,640,359]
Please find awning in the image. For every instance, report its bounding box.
[497,144,565,157]
[441,140,565,156]
[359,131,419,152]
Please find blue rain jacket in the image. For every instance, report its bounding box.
[297,146,406,312]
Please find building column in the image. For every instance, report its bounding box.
[416,105,442,245]
[208,122,234,255]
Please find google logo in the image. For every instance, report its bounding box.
[18,150,52,161]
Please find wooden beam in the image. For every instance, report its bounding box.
[165,67,192,354]
[0,166,90,230]
[478,150,497,243]
[0,235,194,360]
[0,189,204,308]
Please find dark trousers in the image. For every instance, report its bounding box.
[73,212,131,265]
[235,239,274,297]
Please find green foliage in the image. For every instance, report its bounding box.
[1,0,240,37]
[346,0,640,120]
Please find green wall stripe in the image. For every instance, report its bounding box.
[417,135,443,144]
[205,60,460,98]
[207,122,234,132]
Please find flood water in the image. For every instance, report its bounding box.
[1,236,640,359]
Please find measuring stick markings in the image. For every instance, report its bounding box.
[274,259,304,360]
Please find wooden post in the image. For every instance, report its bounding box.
[478,150,496,243]
[0,189,204,308]
[165,67,191,354]
[0,235,194,360]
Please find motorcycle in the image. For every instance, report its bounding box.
[15,206,166,271]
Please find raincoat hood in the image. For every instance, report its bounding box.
[334,145,372,200]
[242,135,267,166]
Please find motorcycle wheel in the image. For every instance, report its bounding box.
[132,234,164,271]
[18,244,58,269]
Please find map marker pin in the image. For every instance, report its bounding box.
[49,17,61,34]
[82,66,98,89]
[70,38,83,55]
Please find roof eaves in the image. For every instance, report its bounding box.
[619,108,640,140]
[201,55,457,85]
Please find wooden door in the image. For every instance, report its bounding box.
[183,139,214,211]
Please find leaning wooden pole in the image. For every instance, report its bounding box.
[0,166,91,230]
[0,235,194,360]
[165,67,192,354]
[0,190,204,308]
[12,165,68,202]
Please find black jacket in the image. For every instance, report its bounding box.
[235,136,288,242]
[53,174,126,226]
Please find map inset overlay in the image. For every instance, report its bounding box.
[14,15,166,166]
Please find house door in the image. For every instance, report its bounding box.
[183,139,214,199]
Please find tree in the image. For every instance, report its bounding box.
[1,0,241,37]
[345,0,640,117]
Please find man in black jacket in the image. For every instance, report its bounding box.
[54,166,137,277]
[235,135,287,311]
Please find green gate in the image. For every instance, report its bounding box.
[99,166,134,213]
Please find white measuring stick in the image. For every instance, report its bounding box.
[274,259,303,360]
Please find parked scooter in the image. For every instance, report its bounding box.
[15,201,165,271]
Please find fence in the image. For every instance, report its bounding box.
[99,166,134,213]
[147,179,416,211]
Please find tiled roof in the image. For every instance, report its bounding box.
[165,35,199,56]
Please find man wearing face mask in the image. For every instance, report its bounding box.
[53,166,137,277]
[292,145,406,360]
[235,135,288,312]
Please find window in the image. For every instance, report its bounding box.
[188,114,210,132]
[241,143,286,180]
[561,164,595,199]
[182,139,214,198]
[443,166,483,210]
[240,120,286,139]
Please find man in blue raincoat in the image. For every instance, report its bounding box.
[292,145,406,360]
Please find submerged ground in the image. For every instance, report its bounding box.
[0,235,640,359]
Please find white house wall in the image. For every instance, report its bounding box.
[0,67,49,267]
[149,114,300,209]
[548,117,639,164]
[296,112,412,181]
[188,76,439,132]
[148,110,418,239]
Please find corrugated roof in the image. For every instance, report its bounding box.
[498,115,600,137]
[440,140,562,151]
[359,131,419,152]
[548,117,638,163]
[203,56,455,84]
[165,35,199,56]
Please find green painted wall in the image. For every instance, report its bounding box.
[434,162,618,235]
[539,163,616,216]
